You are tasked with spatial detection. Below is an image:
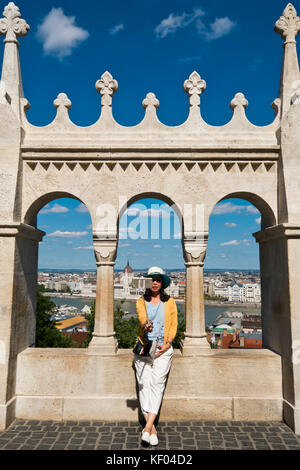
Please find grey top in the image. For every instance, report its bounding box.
[146,301,165,345]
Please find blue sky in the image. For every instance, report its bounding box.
[37,197,261,270]
[2,0,297,270]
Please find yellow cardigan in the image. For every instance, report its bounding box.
[136,296,178,345]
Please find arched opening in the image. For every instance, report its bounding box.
[24,194,95,348]
[205,193,276,350]
[115,194,185,349]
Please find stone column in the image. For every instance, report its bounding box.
[254,224,300,434]
[181,233,211,355]
[88,234,118,355]
[0,223,45,430]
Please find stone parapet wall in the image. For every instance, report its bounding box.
[14,348,282,422]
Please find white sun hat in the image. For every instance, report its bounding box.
[144,266,171,289]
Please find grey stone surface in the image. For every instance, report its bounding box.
[0,419,299,450]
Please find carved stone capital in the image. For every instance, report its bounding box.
[93,235,117,266]
[0,2,30,44]
[275,3,300,44]
[183,232,208,266]
[254,224,300,243]
[95,71,118,107]
[0,223,45,242]
[184,71,206,108]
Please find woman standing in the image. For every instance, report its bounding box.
[134,266,178,446]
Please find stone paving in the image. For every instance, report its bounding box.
[0,420,300,450]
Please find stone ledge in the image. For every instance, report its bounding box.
[14,396,283,422]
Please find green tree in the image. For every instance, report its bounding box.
[114,301,140,348]
[82,301,187,350]
[81,301,95,348]
[172,307,185,349]
[35,285,78,348]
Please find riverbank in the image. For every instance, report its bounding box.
[43,292,261,309]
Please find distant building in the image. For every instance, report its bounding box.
[213,280,261,303]
[55,316,88,333]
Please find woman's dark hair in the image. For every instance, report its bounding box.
[144,288,170,302]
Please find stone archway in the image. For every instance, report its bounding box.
[0,2,300,432]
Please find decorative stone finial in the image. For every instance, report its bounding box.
[274,3,300,43]
[54,93,72,110]
[142,92,160,110]
[0,2,30,44]
[230,92,248,110]
[183,71,206,108]
[95,71,118,107]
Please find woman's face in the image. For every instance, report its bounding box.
[151,275,163,294]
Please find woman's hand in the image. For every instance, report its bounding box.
[154,344,170,358]
[143,320,153,333]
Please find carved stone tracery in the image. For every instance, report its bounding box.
[183,71,206,108]
[0,2,29,44]
[95,71,118,107]
[275,3,300,43]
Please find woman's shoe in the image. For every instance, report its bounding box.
[141,430,150,443]
[150,433,159,446]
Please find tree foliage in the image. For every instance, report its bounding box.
[83,300,186,349]
[35,285,78,348]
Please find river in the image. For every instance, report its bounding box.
[49,296,261,327]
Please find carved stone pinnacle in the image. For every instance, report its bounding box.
[184,71,206,107]
[230,92,248,110]
[95,71,118,107]
[142,92,160,110]
[274,3,300,43]
[54,93,72,110]
[0,2,30,43]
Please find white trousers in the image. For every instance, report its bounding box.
[134,346,174,415]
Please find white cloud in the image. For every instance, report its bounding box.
[153,244,162,248]
[73,245,93,250]
[203,17,236,41]
[48,230,88,238]
[154,8,235,42]
[140,208,172,218]
[220,239,251,247]
[75,203,89,213]
[36,7,89,59]
[124,207,173,218]
[255,217,262,225]
[154,8,204,39]
[220,240,239,246]
[224,222,237,228]
[173,232,181,239]
[246,205,260,214]
[40,203,69,214]
[110,24,124,35]
[212,202,260,216]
